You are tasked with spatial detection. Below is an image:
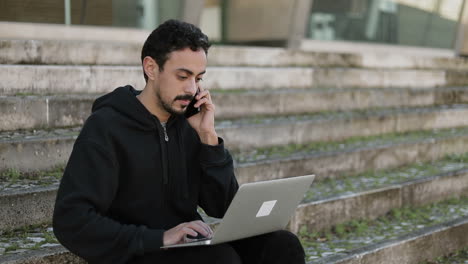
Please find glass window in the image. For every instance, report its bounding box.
[112,0,183,29]
[307,0,465,49]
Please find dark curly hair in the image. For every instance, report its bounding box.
[141,19,211,82]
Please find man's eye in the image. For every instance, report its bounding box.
[196,77,203,82]
[178,76,188,80]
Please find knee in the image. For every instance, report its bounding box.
[210,244,242,264]
[270,230,302,246]
[264,230,305,263]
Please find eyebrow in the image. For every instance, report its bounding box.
[176,68,206,76]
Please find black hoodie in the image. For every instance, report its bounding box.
[53,86,239,263]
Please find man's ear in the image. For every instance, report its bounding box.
[143,56,159,81]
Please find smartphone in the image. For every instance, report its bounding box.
[184,89,201,118]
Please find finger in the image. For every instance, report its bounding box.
[181,226,198,237]
[187,221,211,237]
[203,90,212,102]
[187,222,209,237]
[194,220,213,235]
[198,83,205,93]
[194,98,211,108]
[196,90,210,100]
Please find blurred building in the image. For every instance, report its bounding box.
[1,0,467,55]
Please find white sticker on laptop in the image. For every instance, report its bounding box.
[256,200,277,217]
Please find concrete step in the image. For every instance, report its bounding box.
[0,159,466,262]
[0,22,148,44]
[303,153,468,203]
[0,95,93,132]
[302,199,468,263]
[2,219,467,264]
[0,128,79,173]
[0,172,60,231]
[300,38,456,58]
[1,219,467,264]
[217,105,468,150]
[2,65,467,95]
[2,102,468,166]
[0,224,83,263]
[0,246,83,264]
[3,39,468,70]
[2,151,466,233]
[235,127,468,184]
[0,39,142,66]
[291,168,468,233]
[1,122,468,181]
[8,101,468,142]
[213,87,468,119]
[0,197,465,263]
[3,88,468,131]
[0,186,57,233]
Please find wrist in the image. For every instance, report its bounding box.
[199,131,218,145]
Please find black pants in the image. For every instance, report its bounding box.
[131,230,305,264]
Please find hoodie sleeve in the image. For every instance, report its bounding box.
[53,140,163,264]
[198,137,239,218]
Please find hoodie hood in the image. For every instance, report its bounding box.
[92,85,157,131]
[92,85,190,199]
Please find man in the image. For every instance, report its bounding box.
[53,19,305,264]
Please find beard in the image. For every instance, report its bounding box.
[156,89,194,117]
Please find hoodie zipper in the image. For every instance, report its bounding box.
[152,116,169,186]
[162,125,169,142]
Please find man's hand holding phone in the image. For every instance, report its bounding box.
[184,89,201,119]
[186,86,218,146]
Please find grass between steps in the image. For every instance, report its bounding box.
[420,247,468,264]
[299,197,468,262]
[0,165,65,193]
[304,152,468,202]
[1,178,466,257]
[2,145,467,192]
[0,223,58,255]
[1,197,466,257]
[233,126,468,164]
[217,104,468,126]
[0,165,64,182]
[0,126,80,141]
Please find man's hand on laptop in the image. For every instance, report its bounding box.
[163,220,213,246]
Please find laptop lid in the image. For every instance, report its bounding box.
[210,174,315,244]
[161,174,315,249]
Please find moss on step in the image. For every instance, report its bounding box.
[234,127,468,164]
[299,197,468,261]
[0,165,65,182]
[419,247,468,264]
[218,104,468,125]
[304,152,468,202]
[0,165,65,192]
[0,223,58,255]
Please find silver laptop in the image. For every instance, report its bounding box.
[161,174,315,249]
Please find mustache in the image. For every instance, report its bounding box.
[174,94,195,101]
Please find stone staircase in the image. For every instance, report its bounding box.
[0,38,467,263]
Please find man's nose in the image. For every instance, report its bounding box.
[184,78,198,94]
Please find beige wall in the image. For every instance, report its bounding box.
[225,0,296,42]
[200,0,222,41]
